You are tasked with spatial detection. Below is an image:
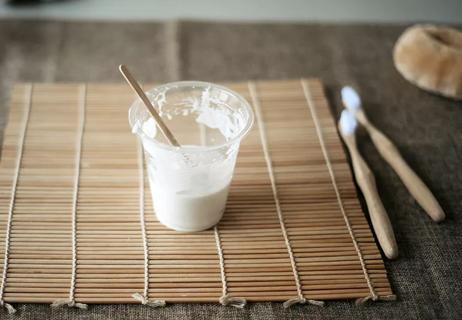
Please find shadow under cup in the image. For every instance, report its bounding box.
[129,81,254,232]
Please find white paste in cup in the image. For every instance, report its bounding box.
[129,82,253,232]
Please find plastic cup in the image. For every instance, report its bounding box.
[129,81,254,232]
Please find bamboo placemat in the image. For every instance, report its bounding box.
[0,79,394,310]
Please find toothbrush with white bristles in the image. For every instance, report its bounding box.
[339,110,398,259]
[341,86,445,222]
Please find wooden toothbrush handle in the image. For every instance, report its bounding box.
[366,123,445,222]
[348,143,398,259]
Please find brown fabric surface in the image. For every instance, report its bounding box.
[0,19,461,320]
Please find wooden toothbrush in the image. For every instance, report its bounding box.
[341,86,445,222]
[339,110,398,259]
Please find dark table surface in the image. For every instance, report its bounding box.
[0,20,461,320]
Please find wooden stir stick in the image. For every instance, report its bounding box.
[119,64,180,147]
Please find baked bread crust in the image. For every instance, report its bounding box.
[393,24,462,100]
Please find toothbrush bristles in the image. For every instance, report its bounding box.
[339,109,357,136]
[341,86,361,111]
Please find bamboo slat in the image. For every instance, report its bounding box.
[0,80,393,305]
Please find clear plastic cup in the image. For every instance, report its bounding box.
[129,81,254,232]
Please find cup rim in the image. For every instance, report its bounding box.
[129,81,255,153]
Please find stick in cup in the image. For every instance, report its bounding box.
[126,75,254,231]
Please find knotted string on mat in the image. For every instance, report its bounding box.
[283,297,325,309]
[0,84,34,315]
[249,82,324,309]
[0,301,16,314]
[355,295,378,305]
[219,294,247,309]
[51,299,88,310]
[132,142,166,308]
[51,84,88,310]
[214,226,247,309]
[300,79,381,306]
[132,293,166,308]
